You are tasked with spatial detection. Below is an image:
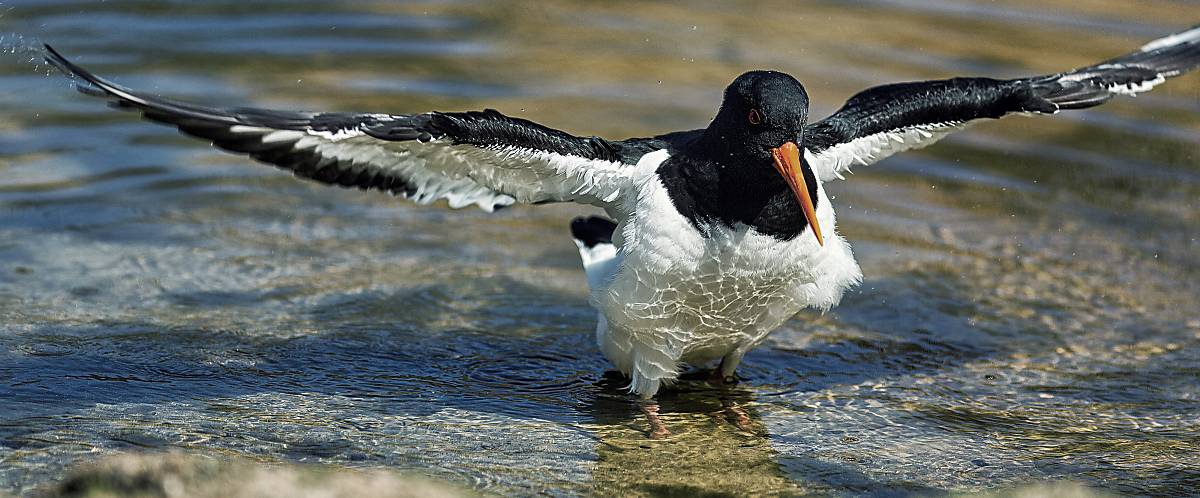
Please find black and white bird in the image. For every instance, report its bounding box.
[44,26,1199,399]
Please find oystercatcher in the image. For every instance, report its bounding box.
[43,26,1199,400]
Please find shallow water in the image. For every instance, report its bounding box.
[1,1,1198,496]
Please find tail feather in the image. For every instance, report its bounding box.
[570,216,616,248]
[570,216,619,291]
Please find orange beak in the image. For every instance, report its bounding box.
[771,141,824,246]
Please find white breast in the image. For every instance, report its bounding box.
[587,150,863,396]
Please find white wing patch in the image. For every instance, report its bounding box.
[806,121,967,182]
[462,145,633,205]
[1140,25,1200,53]
[210,122,641,211]
[1056,66,1170,95]
[271,127,637,210]
[289,131,508,210]
[1106,74,1166,95]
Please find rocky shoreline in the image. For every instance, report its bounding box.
[28,453,470,498]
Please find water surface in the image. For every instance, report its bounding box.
[1,1,1198,496]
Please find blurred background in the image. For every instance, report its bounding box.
[0,1,1198,496]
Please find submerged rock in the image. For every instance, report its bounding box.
[956,482,1118,498]
[39,453,470,498]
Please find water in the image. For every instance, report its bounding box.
[1,1,1198,496]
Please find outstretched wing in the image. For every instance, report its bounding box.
[44,46,642,212]
[804,25,1200,182]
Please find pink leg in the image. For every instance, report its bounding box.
[708,354,741,385]
[639,401,671,439]
[721,399,755,433]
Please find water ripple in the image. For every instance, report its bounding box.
[2,1,1199,496]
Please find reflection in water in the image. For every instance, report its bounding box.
[587,374,803,497]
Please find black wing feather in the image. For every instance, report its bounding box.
[803,77,1053,153]
[804,25,1200,170]
[43,45,645,208]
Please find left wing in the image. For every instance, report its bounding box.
[804,25,1200,182]
[44,46,645,212]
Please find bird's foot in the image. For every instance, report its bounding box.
[706,368,738,386]
[722,400,755,433]
[708,399,758,435]
[639,401,671,439]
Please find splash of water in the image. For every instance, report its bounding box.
[0,31,76,83]
[1,32,45,71]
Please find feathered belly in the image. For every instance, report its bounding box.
[610,268,804,361]
[592,222,861,367]
[587,170,862,382]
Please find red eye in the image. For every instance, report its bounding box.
[748,109,763,125]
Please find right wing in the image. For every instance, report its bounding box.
[803,25,1200,182]
[45,46,644,212]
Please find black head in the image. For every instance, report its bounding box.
[693,70,823,245]
[702,70,810,161]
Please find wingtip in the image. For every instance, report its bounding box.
[42,44,66,68]
[38,45,150,105]
[41,43,86,81]
[1140,24,1200,53]
[40,45,109,99]
[42,44,71,68]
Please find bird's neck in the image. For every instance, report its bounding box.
[657,143,816,241]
